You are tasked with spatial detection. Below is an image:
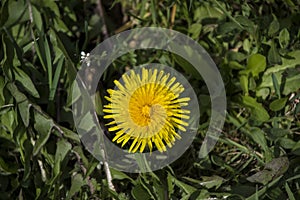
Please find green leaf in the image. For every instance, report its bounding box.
[59,127,80,143]
[271,73,281,98]
[279,28,290,48]
[167,172,174,198]
[188,23,202,39]
[249,128,272,160]
[246,176,282,200]
[14,67,40,98]
[2,35,14,80]
[172,176,197,194]
[110,168,136,184]
[18,99,31,127]
[243,38,251,53]
[33,111,54,156]
[32,5,43,31]
[241,96,270,122]
[265,157,289,177]
[240,74,249,94]
[0,76,6,103]
[247,157,289,185]
[51,139,72,185]
[266,128,290,140]
[22,140,33,182]
[4,0,28,27]
[278,138,295,149]
[49,56,64,101]
[172,53,201,80]
[285,183,296,200]
[67,174,85,199]
[268,15,280,36]
[194,4,225,22]
[0,0,9,27]
[183,175,224,189]
[55,139,71,165]
[217,22,241,34]
[131,184,151,200]
[246,54,267,78]
[228,61,245,70]
[268,41,282,65]
[257,50,300,96]
[6,82,27,103]
[269,98,287,111]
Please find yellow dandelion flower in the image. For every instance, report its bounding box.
[103,68,190,153]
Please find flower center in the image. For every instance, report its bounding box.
[142,104,151,118]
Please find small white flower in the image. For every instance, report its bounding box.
[80,51,91,67]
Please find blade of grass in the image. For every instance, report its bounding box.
[49,56,64,101]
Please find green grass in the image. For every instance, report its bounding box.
[0,0,300,199]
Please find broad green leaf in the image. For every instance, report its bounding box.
[171,175,197,194]
[59,127,80,143]
[14,67,40,98]
[32,5,43,31]
[240,74,249,94]
[249,128,272,160]
[279,28,290,48]
[278,138,295,149]
[18,99,31,127]
[6,82,27,103]
[246,176,282,200]
[292,141,300,154]
[228,61,244,70]
[217,22,241,34]
[110,168,136,184]
[265,157,289,177]
[40,0,60,17]
[268,15,280,36]
[188,23,202,39]
[55,139,72,165]
[246,169,273,185]
[241,96,270,122]
[4,0,28,27]
[131,184,151,200]
[268,41,282,65]
[153,178,165,200]
[33,111,54,156]
[266,128,290,140]
[247,157,289,185]
[271,73,281,98]
[269,98,287,111]
[194,4,225,22]
[50,139,72,185]
[246,54,266,78]
[257,50,300,96]
[183,175,224,189]
[67,174,85,199]
[235,16,256,35]
[243,38,251,53]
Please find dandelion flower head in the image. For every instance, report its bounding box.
[103,68,191,153]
